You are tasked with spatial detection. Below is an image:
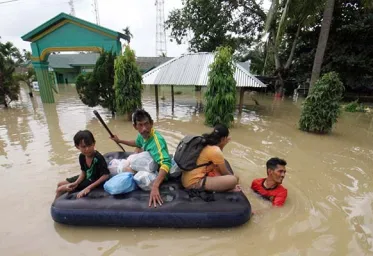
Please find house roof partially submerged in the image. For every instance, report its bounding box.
[48,53,100,69]
[142,52,266,88]
[47,53,173,70]
[137,57,173,72]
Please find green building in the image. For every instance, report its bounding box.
[48,53,172,85]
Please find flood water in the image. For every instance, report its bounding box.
[1,84,373,255]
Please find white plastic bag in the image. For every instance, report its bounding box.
[169,158,182,178]
[133,171,158,191]
[108,159,130,176]
[130,152,158,173]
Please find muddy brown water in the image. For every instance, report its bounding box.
[1,84,373,255]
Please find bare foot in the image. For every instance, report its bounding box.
[228,185,242,192]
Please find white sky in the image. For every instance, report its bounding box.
[0,0,188,57]
[0,0,270,57]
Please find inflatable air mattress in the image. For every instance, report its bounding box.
[51,152,252,228]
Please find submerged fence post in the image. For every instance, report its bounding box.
[239,87,245,114]
[171,85,174,113]
[155,84,159,112]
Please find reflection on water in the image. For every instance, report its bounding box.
[1,84,373,255]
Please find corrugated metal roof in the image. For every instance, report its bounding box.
[142,52,266,88]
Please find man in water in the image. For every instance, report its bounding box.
[111,109,171,208]
[251,157,288,207]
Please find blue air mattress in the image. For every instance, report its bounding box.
[51,152,252,228]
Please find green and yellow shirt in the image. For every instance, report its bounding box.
[135,128,171,173]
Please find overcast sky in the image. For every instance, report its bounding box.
[0,0,269,58]
[0,0,189,57]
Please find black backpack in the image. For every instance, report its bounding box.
[174,135,212,171]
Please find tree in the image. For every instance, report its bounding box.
[205,46,236,127]
[309,0,372,90]
[114,46,142,120]
[0,40,20,108]
[13,67,35,97]
[165,0,265,52]
[289,0,373,91]
[263,0,324,95]
[299,72,344,133]
[309,0,335,89]
[122,26,133,44]
[76,50,116,115]
[76,72,99,107]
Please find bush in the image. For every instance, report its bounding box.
[344,100,365,112]
[114,46,142,119]
[76,73,99,107]
[204,46,236,127]
[75,51,116,115]
[299,72,344,133]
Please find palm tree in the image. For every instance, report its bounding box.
[0,40,19,107]
[309,0,335,90]
[122,26,133,44]
[264,0,324,96]
[309,0,372,90]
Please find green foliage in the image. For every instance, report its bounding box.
[238,43,274,75]
[122,26,133,44]
[165,0,264,52]
[13,67,36,91]
[290,0,373,91]
[205,46,237,127]
[0,40,20,107]
[76,73,99,107]
[344,100,365,113]
[299,72,344,133]
[76,50,116,114]
[114,46,142,117]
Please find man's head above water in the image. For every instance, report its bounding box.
[266,157,287,185]
[132,109,154,139]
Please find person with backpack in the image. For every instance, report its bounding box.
[180,124,239,192]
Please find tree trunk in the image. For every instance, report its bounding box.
[285,25,301,69]
[27,82,33,98]
[309,0,335,90]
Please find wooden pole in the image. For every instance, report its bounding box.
[155,84,159,111]
[171,85,175,113]
[239,87,245,114]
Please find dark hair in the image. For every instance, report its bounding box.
[74,130,96,147]
[202,124,230,146]
[266,157,287,171]
[132,109,153,125]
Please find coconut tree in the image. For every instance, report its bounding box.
[309,0,335,89]
[309,0,372,90]
[0,40,20,107]
[264,0,324,95]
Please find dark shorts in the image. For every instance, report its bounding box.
[66,175,95,191]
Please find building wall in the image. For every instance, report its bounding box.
[52,66,94,84]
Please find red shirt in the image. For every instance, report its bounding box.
[251,178,287,206]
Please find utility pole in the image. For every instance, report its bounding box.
[68,0,75,16]
[155,0,167,57]
[93,0,100,25]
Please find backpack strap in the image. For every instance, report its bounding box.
[194,161,213,169]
